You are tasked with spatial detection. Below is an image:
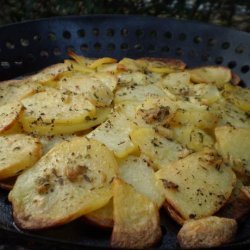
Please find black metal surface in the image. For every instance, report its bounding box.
[0,15,250,250]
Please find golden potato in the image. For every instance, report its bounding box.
[155,149,236,220]
[215,126,250,176]
[0,134,42,179]
[9,137,117,229]
[111,178,161,249]
[130,128,188,170]
[84,198,114,228]
[0,102,23,133]
[118,155,165,207]
[177,216,237,249]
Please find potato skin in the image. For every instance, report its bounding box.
[177,216,237,249]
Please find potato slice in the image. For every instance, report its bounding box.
[84,198,114,228]
[160,71,192,96]
[155,149,236,220]
[21,89,96,125]
[118,155,165,207]
[0,102,23,133]
[58,73,113,107]
[177,216,237,249]
[215,126,250,176]
[111,178,162,249]
[118,72,149,87]
[223,83,250,111]
[38,134,76,154]
[8,137,117,229]
[88,110,137,158]
[0,134,42,180]
[172,126,214,152]
[189,66,231,87]
[212,99,250,128]
[21,107,110,136]
[0,80,38,106]
[130,128,187,170]
[25,63,68,84]
[114,85,165,104]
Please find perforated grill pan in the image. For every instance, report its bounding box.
[0,15,250,250]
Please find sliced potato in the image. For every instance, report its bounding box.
[177,216,237,249]
[223,83,250,111]
[58,73,113,107]
[172,126,214,152]
[115,85,165,104]
[21,107,110,136]
[25,63,68,84]
[118,71,149,87]
[155,149,236,220]
[212,99,250,128]
[118,155,165,207]
[215,126,250,176]
[0,134,42,179]
[0,80,38,106]
[21,89,96,125]
[111,178,161,249]
[84,198,114,228]
[131,128,187,170]
[0,102,23,133]
[88,110,137,158]
[8,137,117,229]
[189,66,231,87]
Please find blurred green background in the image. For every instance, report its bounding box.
[0,0,249,32]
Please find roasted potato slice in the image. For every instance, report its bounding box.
[177,216,237,249]
[0,102,23,133]
[111,178,162,249]
[8,137,117,229]
[155,149,236,220]
[21,89,96,125]
[130,128,188,170]
[21,107,110,136]
[118,155,165,207]
[115,85,165,104]
[88,110,137,158]
[0,79,38,106]
[58,73,113,107]
[215,126,250,176]
[223,83,250,112]
[172,125,214,152]
[84,198,114,228]
[0,134,42,180]
[189,66,231,87]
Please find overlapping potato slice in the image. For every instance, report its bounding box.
[0,102,23,133]
[189,66,231,87]
[21,107,111,136]
[177,216,237,249]
[211,99,250,128]
[21,89,96,125]
[8,137,117,229]
[111,178,161,249]
[223,83,250,111]
[88,110,137,158]
[114,85,165,104]
[38,134,76,154]
[131,128,188,170]
[172,126,214,152]
[215,126,250,176]
[0,134,42,179]
[58,73,113,107]
[84,198,114,228]
[0,79,39,106]
[118,155,165,207]
[155,149,236,221]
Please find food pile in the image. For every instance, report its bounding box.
[0,52,249,249]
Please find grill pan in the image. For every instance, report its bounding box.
[0,15,250,249]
